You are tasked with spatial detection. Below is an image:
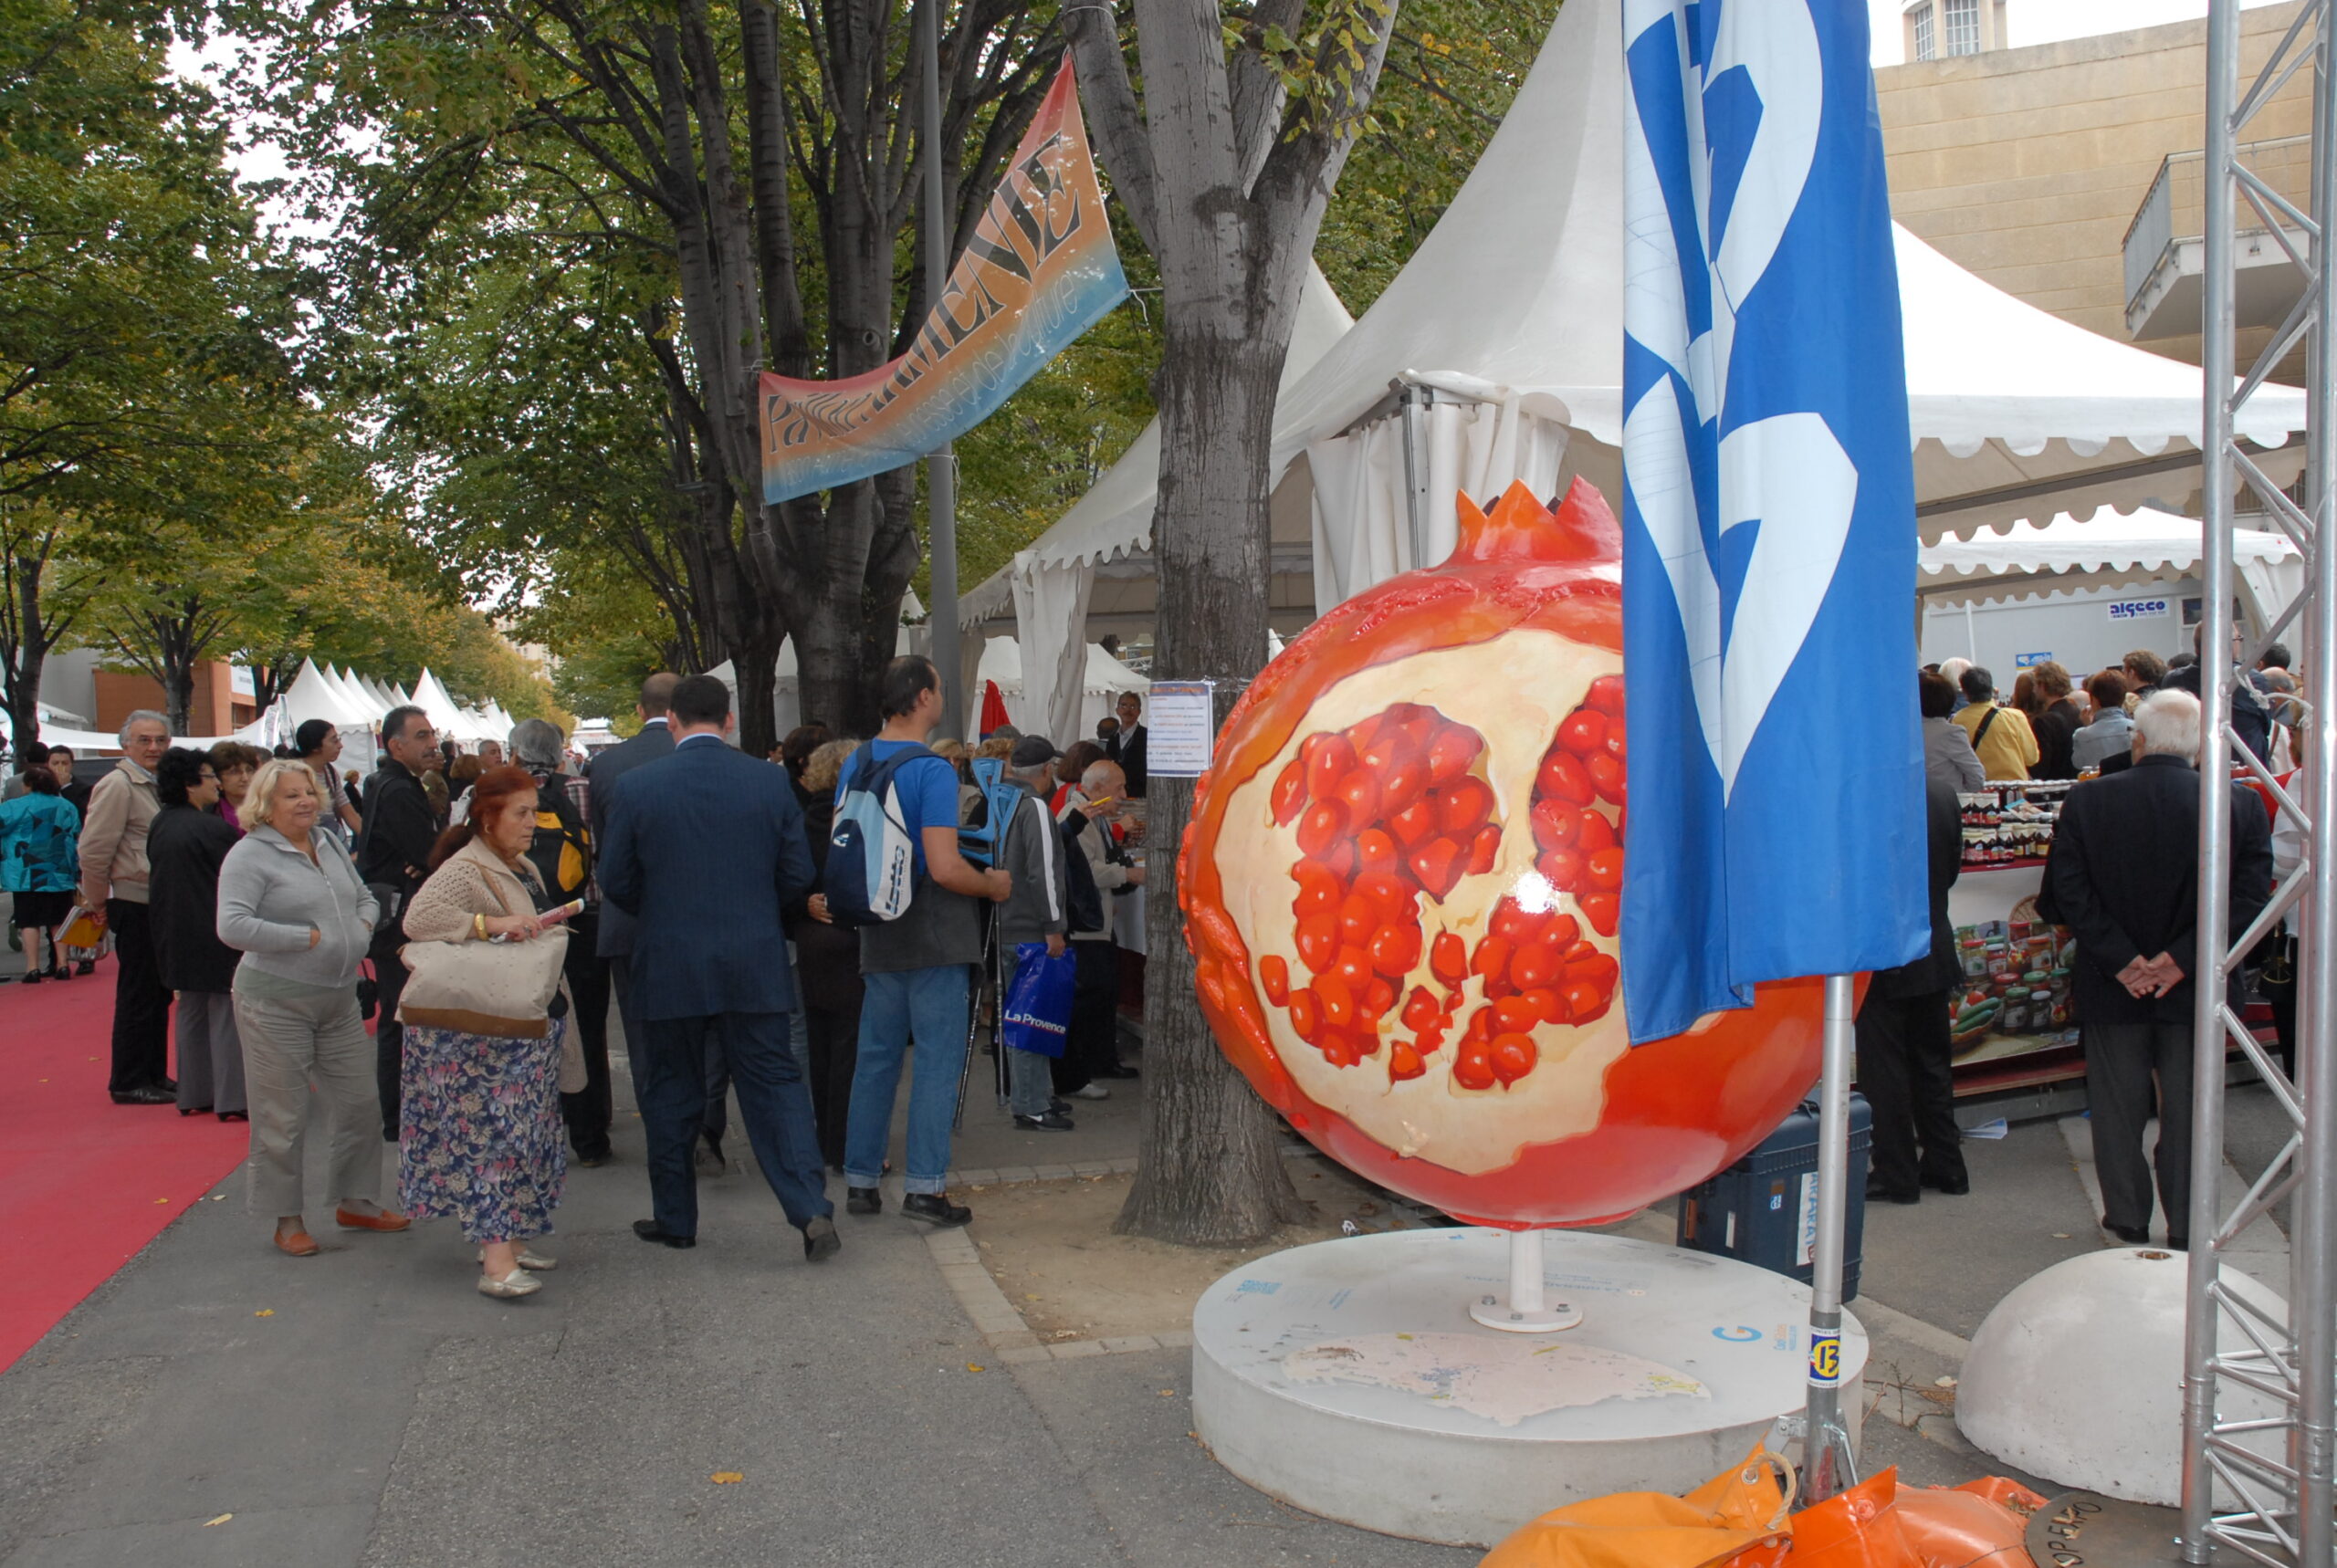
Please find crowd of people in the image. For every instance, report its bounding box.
[0,662,1152,1302]
[1873,632,2293,1252]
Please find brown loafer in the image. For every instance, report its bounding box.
[334,1207,412,1233]
[275,1228,320,1258]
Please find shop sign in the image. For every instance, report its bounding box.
[2106,598,2171,623]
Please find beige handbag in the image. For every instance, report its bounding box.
[397,876,571,1039]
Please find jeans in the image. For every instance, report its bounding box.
[844,965,969,1195]
[1006,1044,1055,1118]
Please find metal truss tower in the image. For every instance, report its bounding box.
[2185,2,2337,1563]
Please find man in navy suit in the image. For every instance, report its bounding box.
[596,674,838,1262]
[585,674,708,1161]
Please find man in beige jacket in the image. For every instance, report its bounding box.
[80,712,175,1103]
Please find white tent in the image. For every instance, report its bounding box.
[1919,508,2302,627]
[964,0,2312,639]
[278,659,370,732]
[972,636,1149,741]
[954,258,1357,730]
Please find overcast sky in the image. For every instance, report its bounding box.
[1869,0,2290,66]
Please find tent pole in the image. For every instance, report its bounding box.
[1399,383,1430,570]
[921,0,962,740]
[1800,973,1859,1503]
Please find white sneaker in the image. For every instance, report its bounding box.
[1069,1082,1111,1101]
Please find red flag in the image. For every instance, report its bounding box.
[980,680,1011,736]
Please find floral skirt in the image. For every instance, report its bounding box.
[398,1019,567,1243]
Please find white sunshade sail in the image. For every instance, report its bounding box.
[958,0,2311,642]
[1270,0,2307,564]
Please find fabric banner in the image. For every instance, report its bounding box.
[1618,0,1928,1043]
[759,58,1128,505]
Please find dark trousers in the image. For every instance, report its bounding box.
[638,1011,828,1238]
[106,899,173,1092]
[1053,938,1121,1094]
[611,955,645,1106]
[1856,989,1965,1198]
[373,950,409,1140]
[2263,936,2298,1083]
[558,917,613,1159]
[803,1004,861,1170]
[2086,1020,2196,1237]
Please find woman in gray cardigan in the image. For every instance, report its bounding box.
[216,760,410,1258]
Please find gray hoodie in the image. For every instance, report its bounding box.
[996,779,1068,947]
[216,824,382,989]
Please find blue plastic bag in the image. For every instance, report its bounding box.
[1001,941,1076,1058]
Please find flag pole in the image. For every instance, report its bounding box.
[1802,973,1860,1502]
[919,0,963,741]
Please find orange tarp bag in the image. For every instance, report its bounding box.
[1478,1447,1796,1568]
[1758,1467,2045,1568]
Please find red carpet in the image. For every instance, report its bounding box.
[0,965,247,1371]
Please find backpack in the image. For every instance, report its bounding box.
[523,784,592,905]
[824,741,935,926]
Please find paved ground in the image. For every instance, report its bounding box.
[0,920,2302,1563]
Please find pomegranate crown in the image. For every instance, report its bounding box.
[1451,477,1620,566]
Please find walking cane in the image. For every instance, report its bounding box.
[954,902,1001,1131]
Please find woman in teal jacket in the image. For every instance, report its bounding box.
[1,755,81,982]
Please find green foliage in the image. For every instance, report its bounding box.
[1313,0,1558,313]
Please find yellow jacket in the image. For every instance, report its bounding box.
[1953,702,2040,781]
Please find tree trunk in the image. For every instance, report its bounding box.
[163,661,194,737]
[1115,329,1308,1246]
[4,554,49,758]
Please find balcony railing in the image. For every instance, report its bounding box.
[2123,134,2312,328]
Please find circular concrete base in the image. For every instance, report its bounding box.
[1959,1247,2289,1507]
[1191,1228,1867,1548]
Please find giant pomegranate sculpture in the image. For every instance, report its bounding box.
[1179,478,1828,1228]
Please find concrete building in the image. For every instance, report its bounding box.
[1877,2,2313,378]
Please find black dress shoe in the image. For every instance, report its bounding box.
[2167,1235,2189,1250]
[110,1085,174,1105]
[902,1192,972,1228]
[1864,1177,1919,1205]
[1095,1063,1140,1079]
[177,1104,212,1117]
[1920,1173,1970,1196]
[633,1219,697,1249]
[845,1186,883,1216]
[2104,1219,2152,1245]
[802,1215,841,1262]
[157,1077,178,1093]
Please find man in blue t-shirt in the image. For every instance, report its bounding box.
[826,654,1010,1227]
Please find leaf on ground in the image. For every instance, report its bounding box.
[709,1472,743,1484]
[254,1310,274,1317]
[966,1364,985,1373]
[204,1514,233,1527]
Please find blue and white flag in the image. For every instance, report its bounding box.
[1619,0,1927,1044]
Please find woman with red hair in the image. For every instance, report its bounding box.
[396,766,582,1301]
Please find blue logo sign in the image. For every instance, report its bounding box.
[1619,0,1928,1042]
[2109,599,2170,623]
